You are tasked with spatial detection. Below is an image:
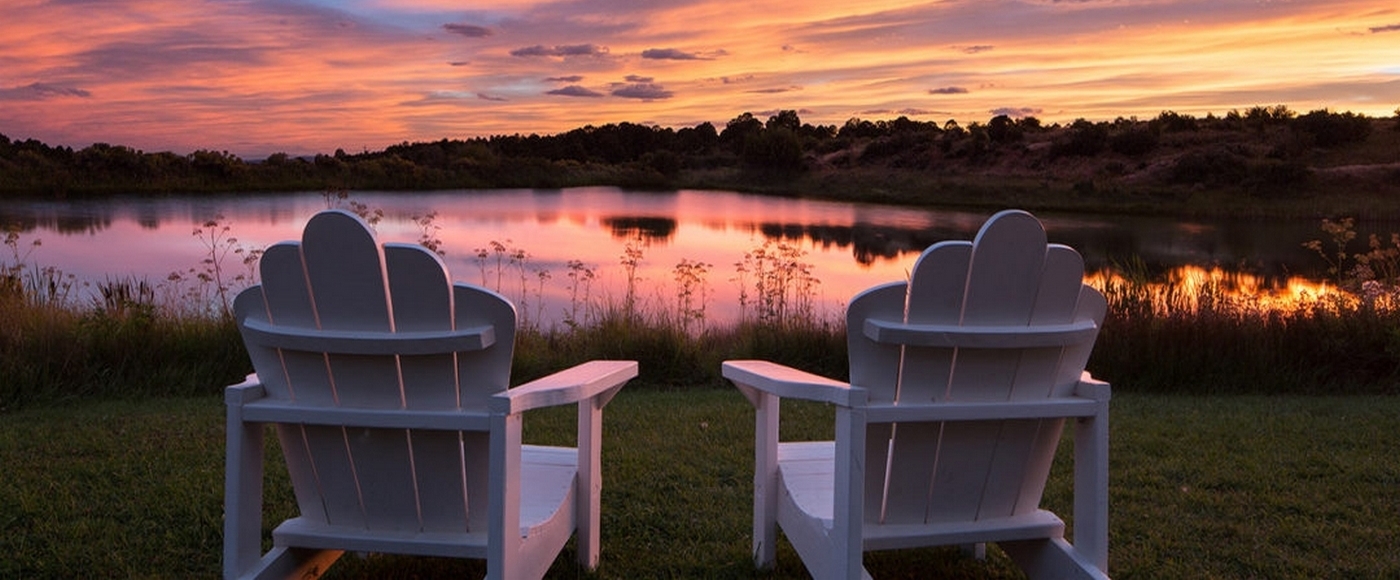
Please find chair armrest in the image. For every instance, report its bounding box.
[225,373,265,406]
[1075,372,1111,402]
[722,360,867,407]
[491,360,638,414]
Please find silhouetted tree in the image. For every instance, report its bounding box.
[741,127,805,173]
[720,112,763,155]
[676,122,719,153]
[986,114,1022,144]
[766,110,801,132]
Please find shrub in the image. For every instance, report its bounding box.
[1168,148,1247,186]
[1050,119,1109,157]
[1244,159,1313,196]
[1293,109,1372,148]
[1109,127,1159,156]
[1152,110,1199,133]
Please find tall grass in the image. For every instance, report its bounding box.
[1093,284,1400,395]
[1088,222,1400,394]
[4,215,1400,411]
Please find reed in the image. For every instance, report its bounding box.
[3,217,1400,411]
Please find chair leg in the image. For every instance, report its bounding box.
[1073,395,1110,573]
[224,400,265,579]
[488,413,524,580]
[576,397,603,570]
[831,406,867,580]
[752,391,780,568]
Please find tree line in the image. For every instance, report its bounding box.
[1,106,1395,198]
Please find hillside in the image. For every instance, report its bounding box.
[722,111,1400,218]
[2,107,1398,219]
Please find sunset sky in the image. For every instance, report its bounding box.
[2,0,1397,158]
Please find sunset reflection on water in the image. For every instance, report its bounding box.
[1087,265,1350,316]
[0,188,1371,325]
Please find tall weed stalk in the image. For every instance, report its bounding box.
[8,212,1400,411]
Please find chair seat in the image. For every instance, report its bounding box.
[777,442,1068,551]
[272,445,578,559]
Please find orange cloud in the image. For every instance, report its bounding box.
[1,0,1395,157]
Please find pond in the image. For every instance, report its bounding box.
[0,187,1363,326]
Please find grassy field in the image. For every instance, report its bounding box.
[2,389,1397,579]
[5,193,1400,578]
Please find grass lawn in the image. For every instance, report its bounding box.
[2,389,1398,579]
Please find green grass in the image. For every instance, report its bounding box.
[3,391,1398,578]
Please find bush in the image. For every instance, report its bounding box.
[1050,119,1109,157]
[1293,109,1372,148]
[1109,127,1159,156]
[1244,159,1313,196]
[1168,148,1247,186]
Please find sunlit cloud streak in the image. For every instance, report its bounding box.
[510,44,611,58]
[0,0,1396,157]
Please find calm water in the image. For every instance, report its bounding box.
[0,187,1357,325]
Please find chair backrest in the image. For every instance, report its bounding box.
[847,209,1106,526]
[233,209,516,533]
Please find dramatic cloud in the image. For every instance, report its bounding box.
[0,82,92,100]
[511,44,609,58]
[547,85,604,97]
[2,0,1396,156]
[642,48,704,60]
[612,83,673,100]
[443,23,491,37]
[990,107,1044,117]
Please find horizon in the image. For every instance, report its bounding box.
[2,0,1398,159]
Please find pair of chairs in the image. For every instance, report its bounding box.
[223,209,1110,579]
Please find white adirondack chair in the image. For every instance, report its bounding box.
[724,209,1110,579]
[223,209,637,580]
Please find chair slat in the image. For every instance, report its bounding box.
[228,209,633,579]
[730,210,1110,578]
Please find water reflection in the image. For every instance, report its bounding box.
[603,216,677,241]
[0,187,1378,325]
[1087,266,1344,315]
